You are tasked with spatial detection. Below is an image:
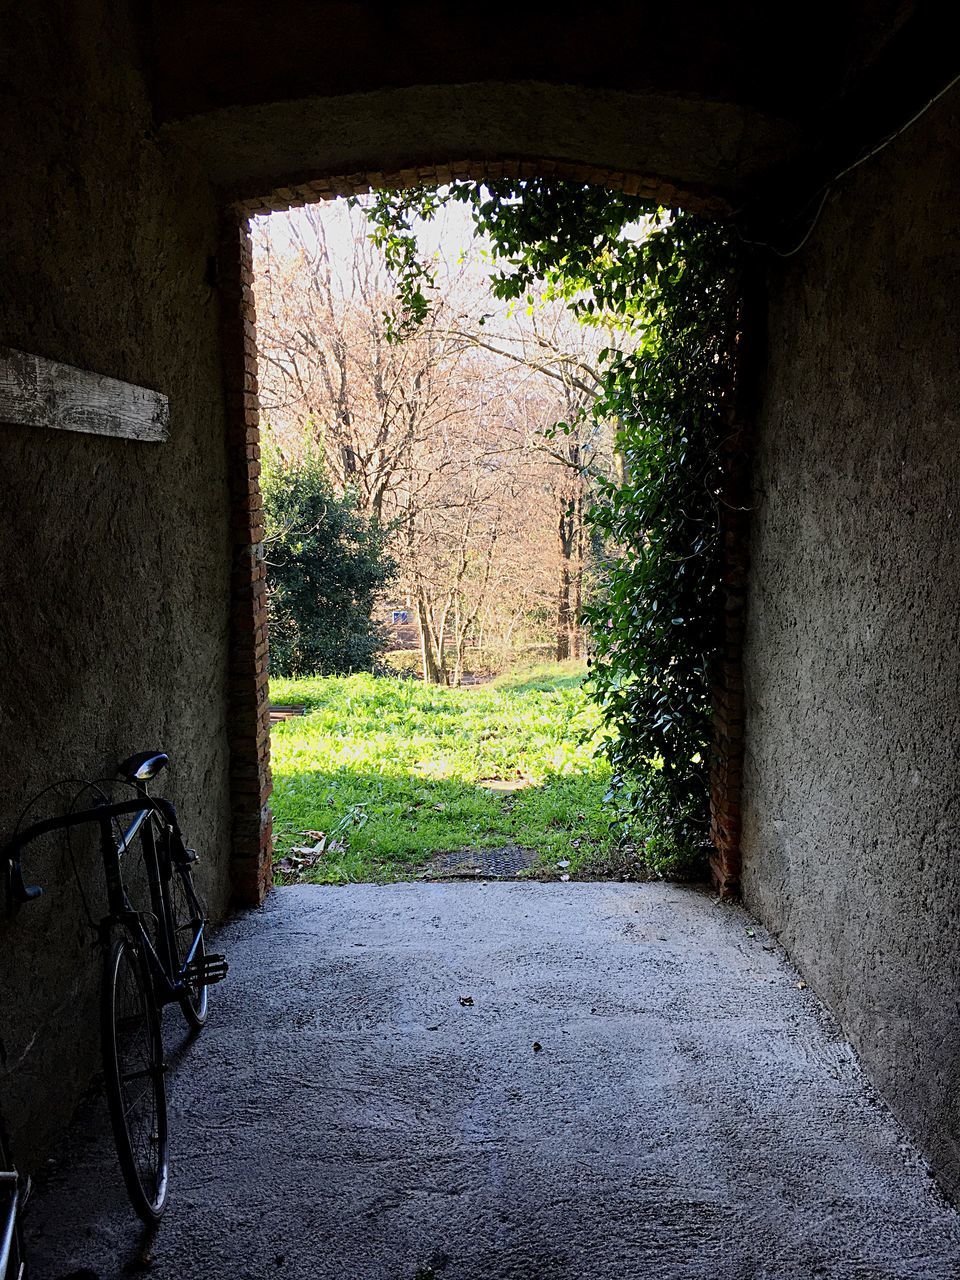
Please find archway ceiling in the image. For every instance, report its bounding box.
[149,0,948,211]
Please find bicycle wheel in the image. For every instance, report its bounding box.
[101,935,169,1223]
[168,859,209,1031]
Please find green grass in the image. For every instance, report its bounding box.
[268,661,641,883]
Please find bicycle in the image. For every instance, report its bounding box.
[1,1129,25,1280]
[2,752,227,1224]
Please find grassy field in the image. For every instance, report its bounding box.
[268,661,638,883]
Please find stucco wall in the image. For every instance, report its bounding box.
[742,89,960,1195]
[0,2,233,1163]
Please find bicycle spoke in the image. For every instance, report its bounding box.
[120,1067,157,1085]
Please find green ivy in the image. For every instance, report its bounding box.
[584,220,740,874]
[362,182,740,874]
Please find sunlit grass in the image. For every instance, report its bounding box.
[268,662,635,883]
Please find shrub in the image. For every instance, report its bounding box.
[263,448,396,677]
[379,649,422,679]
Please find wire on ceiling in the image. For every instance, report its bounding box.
[738,66,960,258]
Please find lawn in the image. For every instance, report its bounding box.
[268,661,638,883]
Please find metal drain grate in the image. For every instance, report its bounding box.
[422,844,539,879]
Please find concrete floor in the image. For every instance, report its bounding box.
[25,883,960,1279]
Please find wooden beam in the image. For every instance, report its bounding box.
[0,347,169,443]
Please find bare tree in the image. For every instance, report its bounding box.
[437,302,624,660]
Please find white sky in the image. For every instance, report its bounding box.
[254,194,490,296]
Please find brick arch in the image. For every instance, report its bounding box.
[219,159,748,907]
[234,158,730,221]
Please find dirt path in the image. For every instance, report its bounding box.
[26,883,960,1278]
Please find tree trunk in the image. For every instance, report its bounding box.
[571,489,584,660]
[451,595,465,687]
[416,593,448,684]
[556,491,579,661]
[556,562,572,661]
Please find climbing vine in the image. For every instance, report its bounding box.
[362,182,741,873]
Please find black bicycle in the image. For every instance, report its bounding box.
[3,752,227,1224]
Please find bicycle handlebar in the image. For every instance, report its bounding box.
[2,799,158,915]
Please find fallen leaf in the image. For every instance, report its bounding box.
[560,874,571,882]
[795,980,807,990]
[745,928,756,937]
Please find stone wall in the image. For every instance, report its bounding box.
[742,87,960,1195]
[0,1,234,1163]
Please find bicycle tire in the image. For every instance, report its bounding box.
[167,859,209,1031]
[101,935,169,1223]
[1,1131,26,1280]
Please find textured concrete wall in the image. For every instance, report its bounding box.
[742,88,960,1196]
[0,2,233,1164]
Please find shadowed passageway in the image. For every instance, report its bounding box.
[26,884,960,1278]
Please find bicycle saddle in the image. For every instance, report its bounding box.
[118,751,169,783]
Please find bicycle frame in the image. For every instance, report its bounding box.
[4,797,205,1008]
[103,801,205,1008]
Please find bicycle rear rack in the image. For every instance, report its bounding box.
[184,953,228,988]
